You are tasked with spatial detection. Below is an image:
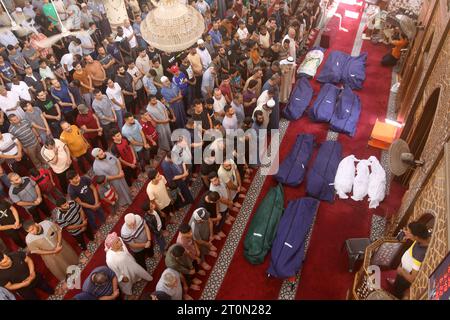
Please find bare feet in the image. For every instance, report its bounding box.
[190,284,201,291]
[198,269,206,276]
[210,245,217,251]
[213,235,221,241]
[218,231,226,238]
[84,250,92,258]
[192,278,202,285]
[233,202,242,208]
[209,251,218,258]
[184,294,194,300]
[228,215,236,221]
[244,179,251,184]
[239,194,246,199]
[225,220,233,225]
[201,262,211,270]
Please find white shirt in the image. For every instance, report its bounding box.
[68,42,82,56]
[210,181,229,212]
[196,47,212,71]
[77,33,95,55]
[106,83,124,111]
[60,53,74,72]
[237,27,249,40]
[0,133,18,156]
[256,90,271,109]
[0,30,19,47]
[195,1,210,15]
[127,66,143,90]
[123,25,137,48]
[0,91,25,119]
[282,35,297,61]
[10,81,32,101]
[213,95,226,120]
[222,114,238,130]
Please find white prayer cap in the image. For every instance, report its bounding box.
[287,56,294,62]
[266,99,276,108]
[193,208,208,221]
[124,213,137,226]
[160,76,169,83]
[91,147,102,158]
[197,39,205,45]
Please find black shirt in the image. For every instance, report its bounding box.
[68,176,96,205]
[0,251,30,287]
[36,97,59,122]
[192,110,211,131]
[0,201,16,226]
[198,196,217,219]
[115,73,134,93]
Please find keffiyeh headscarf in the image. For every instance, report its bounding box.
[104,232,119,251]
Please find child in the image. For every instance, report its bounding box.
[94,175,118,216]
[142,202,168,255]
[29,167,65,205]
[167,181,185,211]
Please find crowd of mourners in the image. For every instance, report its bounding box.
[0,0,324,300]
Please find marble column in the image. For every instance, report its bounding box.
[103,0,129,31]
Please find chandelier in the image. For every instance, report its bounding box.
[141,0,205,52]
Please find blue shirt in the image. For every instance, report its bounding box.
[172,73,188,94]
[161,159,182,184]
[143,76,157,95]
[51,82,72,113]
[82,266,116,299]
[0,62,14,80]
[209,29,222,47]
[121,120,144,152]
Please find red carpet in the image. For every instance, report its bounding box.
[216,1,405,300]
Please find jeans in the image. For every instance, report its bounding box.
[153,233,166,253]
[132,246,154,270]
[114,109,125,128]
[83,207,106,230]
[27,202,51,222]
[137,148,150,170]
[73,225,95,251]
[74,153,93,174]
[214,210,228,234]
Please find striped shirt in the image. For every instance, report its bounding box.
[120,215,147,253]
[55,201,83,236]
[8,120,38,149]
[82,266,115,299]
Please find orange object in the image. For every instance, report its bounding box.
[368,118,397,150]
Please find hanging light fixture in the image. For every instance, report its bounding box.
[140,0,205,53]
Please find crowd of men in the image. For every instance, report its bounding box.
[0,0,323,300]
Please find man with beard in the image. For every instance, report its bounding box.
[196,39,212,72]
[114,65,136,113]
[97,46,117,80]
[91,148,132,207]
[217,46,230,75]
[146,95,172,152]
[55,198,93,255]
[50,79,77,124]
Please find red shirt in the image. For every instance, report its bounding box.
[139,119,158,143]
[111,138,135,164]
[76,110,99,139]
[219,83,233,102]
[31,168,53,192]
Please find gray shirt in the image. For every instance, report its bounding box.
[189,211,211,242]
[8,177,38,209]
[24,108,46,132]
[92,95,115,125]
[22,47,39,70]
